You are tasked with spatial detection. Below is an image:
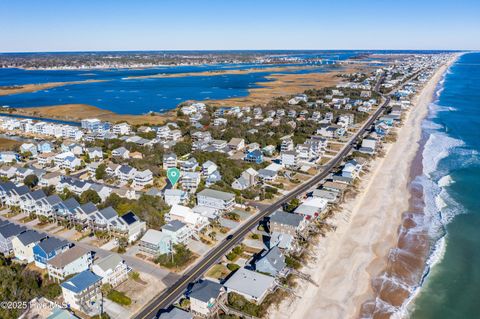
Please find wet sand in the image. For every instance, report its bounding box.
[267,58,456,319]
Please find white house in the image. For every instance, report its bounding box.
[91,254,130,287]
[166,205,209,232]
[47,246,93,282]
[60,270,102,311]
[196,189,235,212]
[12,230,46,263]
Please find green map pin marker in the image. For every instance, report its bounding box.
[167,168,181,186]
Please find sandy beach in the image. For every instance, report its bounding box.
[268,57,456,319]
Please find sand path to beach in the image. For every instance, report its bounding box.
[268,59,454,319]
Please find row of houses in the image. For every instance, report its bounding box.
[0,181,146,242]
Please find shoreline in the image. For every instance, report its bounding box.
[267,56,458,319]
[359,55,459,318]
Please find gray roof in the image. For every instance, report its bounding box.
[158,307,192,319]
[29,189,47,200]
[162,220,186,232]
[37,237,69,254]
[269,210,304,227]
[257,246,286,272]
[94,254,124,272]
[45,194,62,206]
[78,202,98,215]
[197,188,234,201]
[189,280,223,303]
[119,165,135,174]
[258,169,276,178]
[63,198,80,212]
[0,223,26,239]
[16,230,45,246]
[99,207,118,220]
[224,267,276,300]
[48,246,90,268]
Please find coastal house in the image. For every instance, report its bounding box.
[20,143,38,156]
[33,237,71,268]
[0,223,26,254]
[12,230,46,263]
[139,229,172,255]
[112,122,131,135]
[60,270,103,312]
[158,308,193,319]
[163,153,177,170]
[91,254,129,287]
[133,169,153,189]
[37,141,53,154]
[0,151,20,163]
[112,147,130,159]
[244,149,263,164]
[166,205,209,232]
[86,147,103,160]
[341,158,365,179]
[47,246,93,282]
[228,138,245,151]
[255,246,287,277]
[164,189,189,206]
[180,157,199,172]
[39,172,62,187]
[20,189,47,215]
[188,279,224,318]
[35,194,63,217]
[181,171,201,192]
[224,267,276,303]
[196,189,235,213]
[161,220,192,245]
[110,211,146,243]
[202,161,218,176]
[281,150,298,168]
[312,189,339,203]
[269,210,307,236]
[294,197,328,220]
[359,138,377,154]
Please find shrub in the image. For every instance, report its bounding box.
[226,263,240,272]
[107,290,132,306]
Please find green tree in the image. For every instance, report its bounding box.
[24,174,38,188]
[80,189,101,204]
[95,163,107,180]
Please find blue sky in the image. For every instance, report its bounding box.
[1,0,479,52]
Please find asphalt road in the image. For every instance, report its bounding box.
[133,81,393,319]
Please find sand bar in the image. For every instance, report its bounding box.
[0,79,106,96]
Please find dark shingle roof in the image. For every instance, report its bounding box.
[16,230,45,246]
[189,280,223,303]
[0,223,26,239]
[269,210,304,227]
[37,237,69,254]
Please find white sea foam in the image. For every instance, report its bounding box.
[437,175,454,187]
[422,132,464,177]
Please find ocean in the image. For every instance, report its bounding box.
[406,52,480,318]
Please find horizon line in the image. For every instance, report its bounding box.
[0,49,472,55]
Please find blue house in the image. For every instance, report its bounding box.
[244,149,263,164]
[33,237,70,268]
